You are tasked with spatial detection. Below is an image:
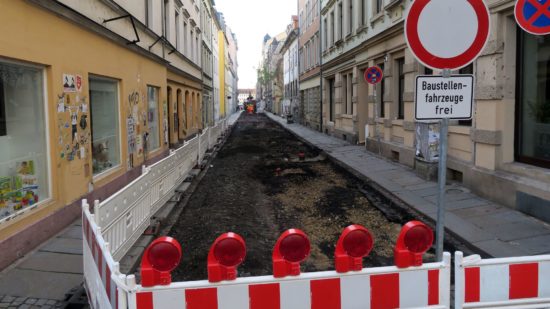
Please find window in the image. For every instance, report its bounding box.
[163,0,170,38]
[146,0,153,27]
[348,0,353,36]
[330,12,335,46]
[378,63,385,118]
[190,30,194,60]
[397,59,405,119]
[0,60,49,220]
[175,11,181,50]
[0,81,5,136]
[375,0,383,14]
[147,86,160,151]
[516,31,550,167]
[338,2,343,41]
[90,76,120,175]
[343,72,353,114]
[183,22,188,55]
[329,78,335,121]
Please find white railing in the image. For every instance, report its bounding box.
[92,121,227,261]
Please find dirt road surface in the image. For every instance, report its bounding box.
[169,113,427,281]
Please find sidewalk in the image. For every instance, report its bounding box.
[266,112,550,258]
[0,112,243,308]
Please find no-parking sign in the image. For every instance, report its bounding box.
[405,0,490,70]
[515,0,550,35]
[364,66,383,85]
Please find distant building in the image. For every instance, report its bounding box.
[298,0,321,130]
[282,16,300,121]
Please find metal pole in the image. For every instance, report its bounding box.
[435,70,451,261]
[435,69,451,261]
[435,117,448,260]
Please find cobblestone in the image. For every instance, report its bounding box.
[0,296,60,309]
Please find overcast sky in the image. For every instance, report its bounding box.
[214,0,297,89]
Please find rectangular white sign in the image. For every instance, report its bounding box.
[415,75,474,120]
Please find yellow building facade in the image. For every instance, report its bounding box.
[0,1,204,269]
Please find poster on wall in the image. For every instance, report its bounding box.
[63,74,76,93]
[0,160,40,220]
[76,75,82,92]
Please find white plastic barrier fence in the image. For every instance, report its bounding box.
[455,251,550,308]
[128,252,451,309]
[198,128,209,163]
[82,199,125,309]
[93,122,226,261]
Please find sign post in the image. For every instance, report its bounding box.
[365,66,384,154]
[406,0,490,261]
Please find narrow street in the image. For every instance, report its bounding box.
[169,113,431,281]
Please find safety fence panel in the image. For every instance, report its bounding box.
[128,253,451,309]
[454,251,550,308]
[148,153,178,216]
[198,128,209,163]
[173,142,194,185]
[83,200,122,309]
[96,171,153,261]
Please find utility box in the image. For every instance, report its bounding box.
[414,121,439,181]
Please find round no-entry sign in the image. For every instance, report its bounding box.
[515,0,550,35]
[405,0,490,70]
[364,66,383,84]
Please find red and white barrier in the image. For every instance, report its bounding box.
[128,252,450,309]
[82,200,121,309]
[454,251,550,308]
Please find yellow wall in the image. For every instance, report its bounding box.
[218,31,226,118]
[0,1,173,239]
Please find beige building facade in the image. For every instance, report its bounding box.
[321,0,550,222]
[0,0,222,269]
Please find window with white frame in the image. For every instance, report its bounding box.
[0,60,49,220]
[90,76,120,175]
[147,86,160,151]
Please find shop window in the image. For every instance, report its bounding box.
[0,82,5,136]
[0,61,49,220]
[516,31,550,168]
[90,76,120,175]
[397,58,405,119]
[147,86,160,151]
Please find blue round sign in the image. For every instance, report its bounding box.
[515,0,550,35]
[365,66,383,85]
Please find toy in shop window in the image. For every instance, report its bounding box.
[92,140,113,173]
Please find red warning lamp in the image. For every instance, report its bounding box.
[207,232,246,282]
[335,225,374,273]
[272,229,310,278]
[394,221,434,268]
[140,237,182,287]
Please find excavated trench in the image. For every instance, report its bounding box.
[168,113,466,281]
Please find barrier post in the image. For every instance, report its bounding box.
[117,274,128,309]
[454,251,465,309]
[441,251,452,307]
